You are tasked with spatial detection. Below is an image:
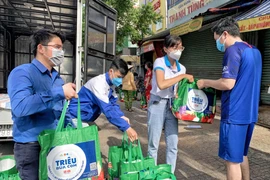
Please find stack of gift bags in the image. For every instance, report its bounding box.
[108,133,176,180]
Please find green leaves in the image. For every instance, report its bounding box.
[104,0,162,47]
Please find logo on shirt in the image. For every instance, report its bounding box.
[187,89,208,112]
[47,144,86,180]
[222,66,229,74]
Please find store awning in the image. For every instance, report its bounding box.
[142,29,170,43]
[120,55,140,65]
[236,0,270,32]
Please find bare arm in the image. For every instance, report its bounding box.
[197,78,236,90]
[156,69,194,90]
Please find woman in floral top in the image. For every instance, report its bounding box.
[142,62,153,109]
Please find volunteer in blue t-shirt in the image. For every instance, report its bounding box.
[148,35,194,173]
[197,17,262,180]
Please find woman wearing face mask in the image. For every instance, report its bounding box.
[147,35,194,173]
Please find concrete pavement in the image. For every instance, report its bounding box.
[96,101,270,179]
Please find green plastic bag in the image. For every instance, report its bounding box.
[139,164,172,180]
[153,164,172,175]
[119,171,139,180]
[143,156,155,170]
[38,98,102,180]
[172,78,216,123]
[139,168,156,180]
[156,173,176,180]
[119,140,145,176]
[0,155,18,176]
[0,173,21,180]
[108,133,129,180]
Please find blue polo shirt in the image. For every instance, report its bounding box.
[221,42,262,124]
[8,59,71,143]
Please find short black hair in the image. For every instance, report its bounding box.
[164,35,182,48]
[211,16,240,37]
[145,61,153,70]
[110,58,128,76]
[30,29,66,56]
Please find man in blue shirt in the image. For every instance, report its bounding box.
[8,29,77,180]
[69,59,138,142]
[197,17,262,180]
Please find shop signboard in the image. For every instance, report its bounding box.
[238,15,270,33]
[170,17,203,36]
[167,0,232,28]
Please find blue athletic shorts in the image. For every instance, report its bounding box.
[218,121,255,163]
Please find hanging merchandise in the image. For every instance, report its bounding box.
[172,79,216,123]
[38,98,103,180]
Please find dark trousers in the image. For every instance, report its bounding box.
[14,142,40,180]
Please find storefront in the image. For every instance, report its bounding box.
[236,0,270,105]
[180,29,223,80]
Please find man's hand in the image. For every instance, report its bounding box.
[197,79,206,89]
[185,74,194,83]
[121,116,130,124]
[62,83,78,100]
[126,127,138,142]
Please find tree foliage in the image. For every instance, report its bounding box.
[104,0,162,47]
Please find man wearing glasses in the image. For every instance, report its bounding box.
[8,29,77,180]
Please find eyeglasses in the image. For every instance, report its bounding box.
[42,44,64,51]
[172,45,185,51]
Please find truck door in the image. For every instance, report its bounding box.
[84,0,117,82]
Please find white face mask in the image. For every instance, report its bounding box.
[50,48,64,66]
[168,50,182,60]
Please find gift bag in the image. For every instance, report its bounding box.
[172,78,216,123]
[119,171,139,180]
[120,139,156,178]
[0,173,21,180]
[156,173,176,180]
[119,140,144,176]
[139,168,156,180]
[108,133,129,180]
[139,164,172,180]
[0,156,18,175]
[153,164,171,175]
[38,98,102,180]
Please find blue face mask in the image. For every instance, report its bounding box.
[216,34,226,52]
[112,78,122,87]
[111,71,123,87]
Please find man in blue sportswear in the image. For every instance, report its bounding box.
[69,58,138,141]
[8,29,77,180]
[197,17,262,180]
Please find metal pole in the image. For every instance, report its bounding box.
[75,0,83,91]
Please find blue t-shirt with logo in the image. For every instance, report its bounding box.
[221,42,262,124]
